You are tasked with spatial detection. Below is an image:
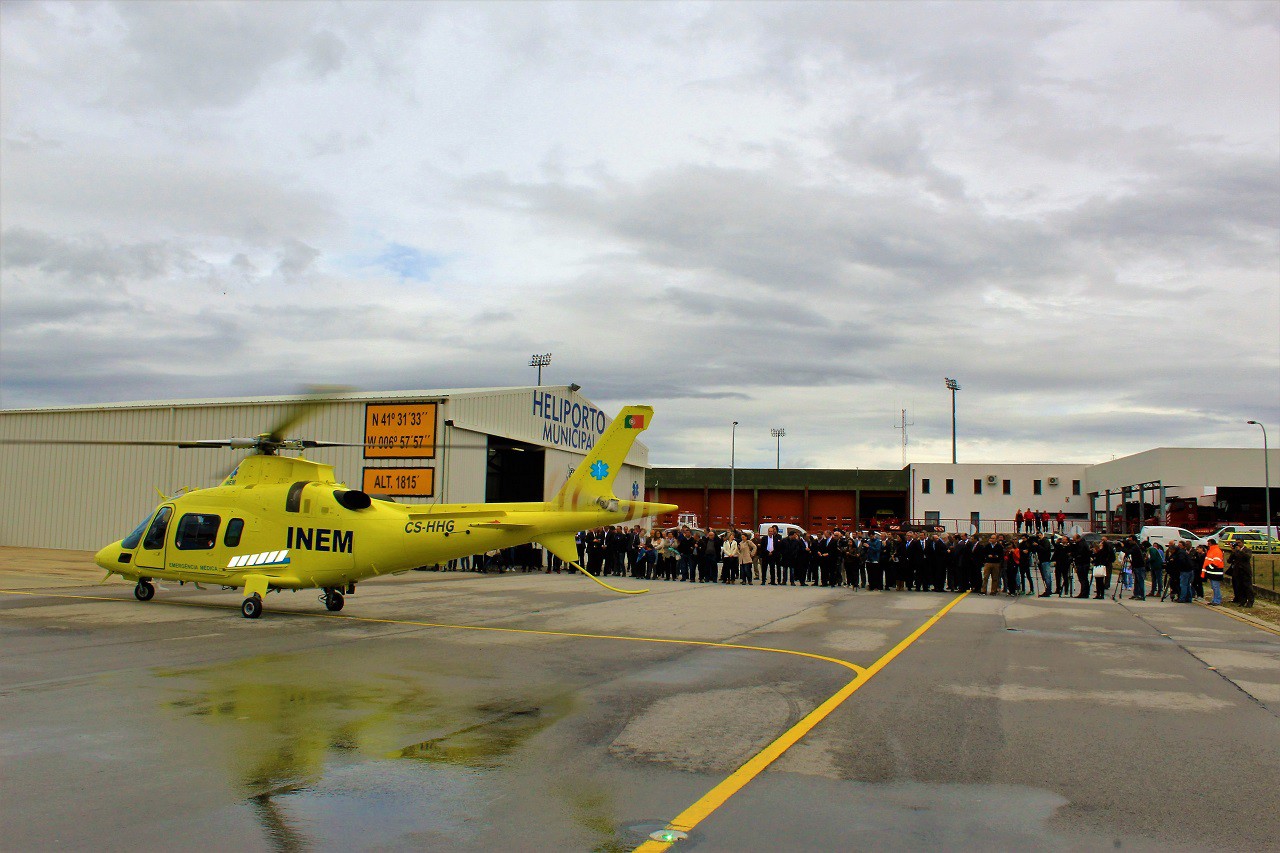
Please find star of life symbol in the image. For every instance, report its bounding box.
[590,460,610,480]
[631,482,640,498]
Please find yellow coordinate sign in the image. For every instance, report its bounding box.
[362,467,435,497]
[364,402,437,458]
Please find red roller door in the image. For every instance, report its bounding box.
[757,490,804,530]
[706,489,753,529]
[808,491,857,532]
[648,488,704,528]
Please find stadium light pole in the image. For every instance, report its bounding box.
[730,421,738,529]
[1246,420,1272,539]
[529,353,552,386]
[771,427,785,470]
[945,377,960,464]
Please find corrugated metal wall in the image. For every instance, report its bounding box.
[0,387,652,550]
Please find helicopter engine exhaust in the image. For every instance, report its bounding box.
[335,490,372,510]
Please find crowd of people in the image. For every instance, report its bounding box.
[438,525,1257,608]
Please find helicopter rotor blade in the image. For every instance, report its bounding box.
[0,439,211,447]
[265,385,355,444]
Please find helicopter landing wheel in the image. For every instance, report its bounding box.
[134,579,155,602]
[324,590,345,612]
[241,594,263,619]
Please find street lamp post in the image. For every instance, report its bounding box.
[944,378,960,464]
[1247,420,1272,539]
[529,353,552,386]
[771,427,785,470]
[730,421,738,529]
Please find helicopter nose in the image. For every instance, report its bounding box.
[94,542,123,572]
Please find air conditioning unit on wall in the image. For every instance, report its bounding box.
[1048,477,1060,486]
[986,475,998,485]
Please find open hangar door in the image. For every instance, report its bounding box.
[486,436,545,503]
[860,491,907,526]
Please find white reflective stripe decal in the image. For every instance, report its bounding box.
[229,550,290,569]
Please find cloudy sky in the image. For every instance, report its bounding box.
[2,1,1277,469]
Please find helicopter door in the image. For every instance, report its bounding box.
[134,505,174,572]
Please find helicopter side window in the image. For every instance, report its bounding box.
[224,518,245,548]
[121,515,152,550]
[142,506,173,550]
[175,514,221,550]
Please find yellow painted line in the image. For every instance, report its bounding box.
[1195,600,1280,637]
[634,592,969,852]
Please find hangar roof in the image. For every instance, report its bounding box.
[0,386,543,413]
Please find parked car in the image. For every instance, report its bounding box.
[758,522,808,538]
[1218,531,1280,555]
[1195,525,1274,547]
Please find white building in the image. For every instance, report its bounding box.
[0,386,652,551]
[909,446,1279,534]
[907,462,1091,533]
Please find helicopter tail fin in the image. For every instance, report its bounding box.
[553,405,653,510]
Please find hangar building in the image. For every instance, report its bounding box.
[647,467,908,532]
[0,386,651,551]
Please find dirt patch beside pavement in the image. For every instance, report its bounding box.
[1214,597,1280,632]
[0,546,102,589]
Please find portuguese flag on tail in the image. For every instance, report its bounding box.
[623,414,645,429]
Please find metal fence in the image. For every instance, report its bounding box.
[912,518,1097,536]
[1255,556,1280,593]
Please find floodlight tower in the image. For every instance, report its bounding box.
[529,353,552,386]
[771,427,786,469]
[1247,420,1272,539]
[944,377,960,464]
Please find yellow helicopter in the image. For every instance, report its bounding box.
[21,402,674,618]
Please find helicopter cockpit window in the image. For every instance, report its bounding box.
[224,518,245,548]
[175,513,221,550]
[142,506,173,550]
[121,515,152,550]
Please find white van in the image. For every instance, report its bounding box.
[758,522,807,538]
[1137,526,1202,547]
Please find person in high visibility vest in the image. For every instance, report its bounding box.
[1201,539,1226,605]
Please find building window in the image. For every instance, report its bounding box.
[1072,479,1082,495]
[925,511,940,525]
[1033,479,1042,495]
[945,478,954,494]
[974,479,982,495]
[1002,479,1011,495]
[970,511,980,531]
[921,478,931,494]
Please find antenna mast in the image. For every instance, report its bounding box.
[893,408,915,467]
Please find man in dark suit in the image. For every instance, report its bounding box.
[903,533,924,590]
[760,526,781,585]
